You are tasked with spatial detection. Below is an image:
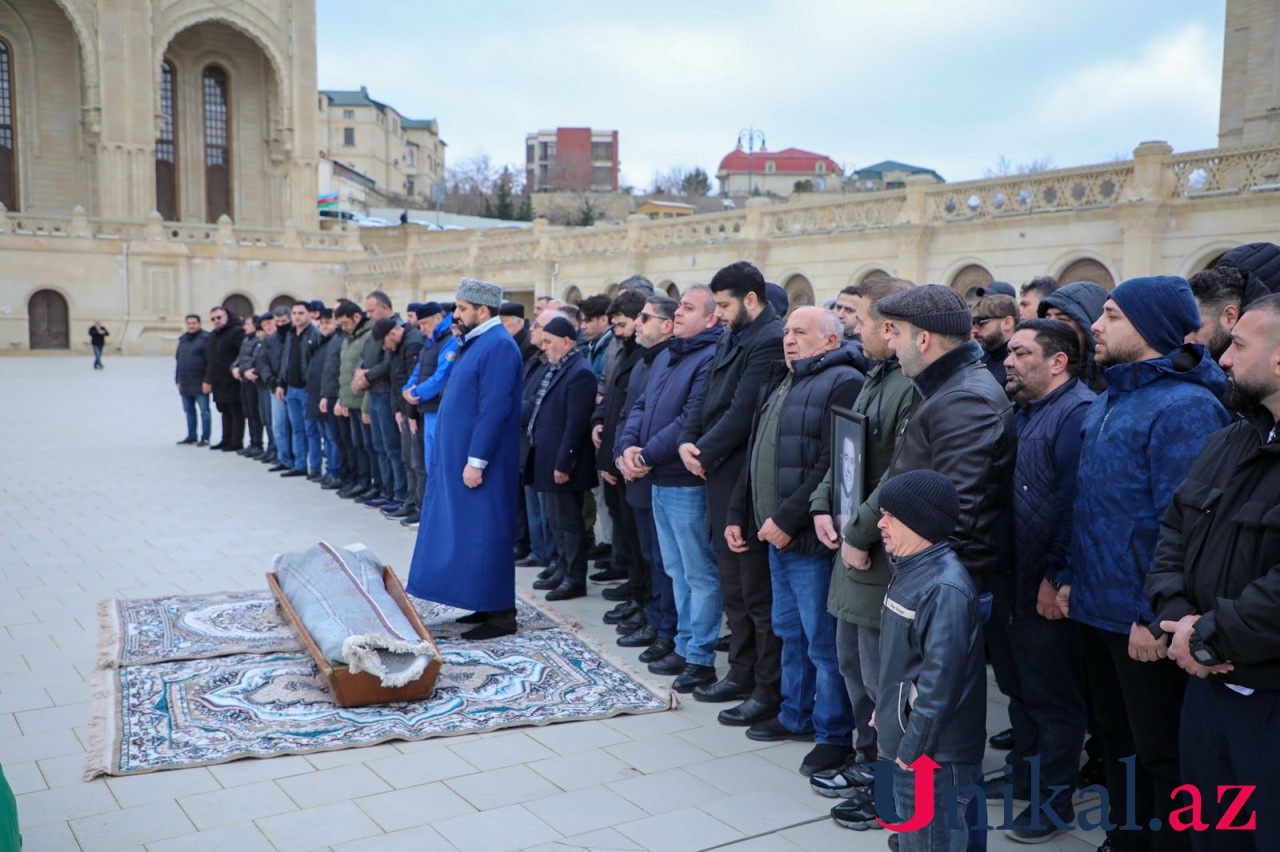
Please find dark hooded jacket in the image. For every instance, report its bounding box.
[617,338,671,510]
[1218,241,1280,306]
[1037,281,1109,392]
[727,347,864,555]
[203,316,245,405]
[305,332,334,419]
[175,329,210,397]
[592,333,645,476]
[320,328,345,402]
[889,341,1016,582]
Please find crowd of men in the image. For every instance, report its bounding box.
[178,240,1280,851]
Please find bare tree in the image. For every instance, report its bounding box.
[984,155,1055,179]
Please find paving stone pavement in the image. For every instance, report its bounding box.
[1,356,1102,851]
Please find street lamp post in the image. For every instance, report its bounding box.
[738,128,766,197]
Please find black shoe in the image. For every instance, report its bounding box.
[377,501,404,515]
[716,698,777,726]
[545,582,586,602]
[321,478,344,490]
[513,547,531,561]
[647,652,686,676]
[220,444,241,452]
[615,612,646,634]
[401,519,419,529]
[672,663,717,693]
[589,563,626,582]
[1009,801,1074,844]
[532,571,564,591]
[601,585,635,602]
[515,556,545,569]
[384,503,415,519]
[307,472,324,482]
[801,744,853,777]
[268,463,289,472]
[830,790,880,831]
[177,437,197,445]
[811,759,876,798]
[715,634,732,652]
[363,495,392,507]
[1078,754,1105,788]
[337,485,360,499]
[536,563,558,579]
[587,542,612,560]
[602,600,640,624]
[989,727,1014,750]
[258,453,276,463]
[459,610,517,640]
[246,448,266,459]
[280,469,306,478]
[981,777,1031,803]
[746,717,815,743]
[617,625,657,647]
[455,611,489,624]
[692,676,754,704]
[209,442,226,451]
[235,447,252,456]
[197,439,210,447]
[639,637,675,664]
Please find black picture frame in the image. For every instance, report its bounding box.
[831,406,867,535]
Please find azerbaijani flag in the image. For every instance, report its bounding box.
[316,192,339,209]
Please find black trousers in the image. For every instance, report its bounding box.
[240,381,262,449]
[714,541,781,706]
[328,407,353,481]
[1078,623,1190,852]
[1180,677,1280,851]
[216,398,244,448]
[544,490,588,586]
[603,478,645,602]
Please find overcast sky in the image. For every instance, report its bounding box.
[315,0,1225,191]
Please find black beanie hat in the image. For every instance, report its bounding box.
[880,470,959,544]
[371,317,399,341]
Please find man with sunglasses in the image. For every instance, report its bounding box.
[971,293,1018,386]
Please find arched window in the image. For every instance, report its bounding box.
[0,39,18,211]
[765,161,776,173]
[816,162,826,174]
[203,65,231,222]
[156,60,178,221]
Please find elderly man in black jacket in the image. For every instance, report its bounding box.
[202,305,246,451]
[679,261,786,718]
[175,314,211,446]
[527,315,599,601]
[725,306,864,775]
[1150,294,1280,852]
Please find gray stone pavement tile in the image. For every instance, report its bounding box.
[524,717,632,755]
[104,767,221,809]
[604,732,716,774]
[432,803,562,852]
[255,800,386,851]
[36,753,88,789]
[14,779,118,828]
[14,701,90,736]
[276,763,393,809]
[0,729,82,765]
[444,764,562,810]
[176,779,299,830]
[608,767,729,814]
[697,788,829,838]
[685,752,809,795]
[523,826,644,851]
[3,762,45,796]
[205,753,315,788]
[354,781,477,832]
[446,729,559,770]
[527,748,640,791]
[364,746,480,788]
[15,820,80,852]
[146,823,277,852]
[521,786,648,837]
[614,806,745,851]
[717,835,805,851]
[332,824,458,851]
[301,741,403,771]
[69,800,195,851]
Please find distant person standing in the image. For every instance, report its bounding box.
[174,314,211,446]
[88,320,109,369]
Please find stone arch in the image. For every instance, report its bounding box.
[155,5,289,117]
[854,267,893,287]
[49,0,97,105]
[782,273,815,309]
[222,292,254,319]
[268,294,295,312]
[604,281,620,299]
[658,280,679,299]
[1180,242,1241,278]
[948,262,994,299]
[28,287,68,349]
[562,284,582,304]
[1057,257,1116,290]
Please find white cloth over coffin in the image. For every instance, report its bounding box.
[273,542,435,688]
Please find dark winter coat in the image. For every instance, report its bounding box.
[727,348,864,555]
[278,323,323,390]
[361,312,403,394]
[593,334,644,475]
[1068,344,1230,635]
[320,328,345,401]
[980,339,1009,387]
[259,325,288,389]
[616,338,671,510]
[1149,408,1280,689]
[1037,282,1109,392]
[526,350,598,493]
[388,325,425,416]
[304,333,334,419]
[1011,378,1095,616]
[619,326,723,487]
[407,314,457,415]
[203,319,245,405]
[679,305,785,543]
[174,329,210,397]
[889,341,1016,583]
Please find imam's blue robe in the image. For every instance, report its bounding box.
[407,321,523,611]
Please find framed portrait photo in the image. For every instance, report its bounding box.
[831,406,867,535]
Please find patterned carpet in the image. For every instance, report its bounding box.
[86,590,669,779]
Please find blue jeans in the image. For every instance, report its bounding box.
[636,505,677,640]
[284,386,311,472]
[422,412,439,478]
[92,343,103,367]
[258,387,276,455]
[892,761,984,852]
[321,417,339,478]
[181,393,211,441]
[524,484,557,565]
[367,394,406,500]
[769,546,853,744]
[271,393,292,468]
[651,485,722,667]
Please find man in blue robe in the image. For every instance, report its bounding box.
[407,278,524,640]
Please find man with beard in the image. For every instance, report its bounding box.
[1055,276,1229,852]
[1187,265,1249,362]
[201,305,245,451]
[1038,281,1109,393]
[407,279,524,640]
[1149,294,1280,852]
[971,293,1017,385]
[678,262,785,721]
[997,319,1095,841]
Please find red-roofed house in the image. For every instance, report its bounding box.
[716,147,842,198]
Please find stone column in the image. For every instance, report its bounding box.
[1117,141,1175,279]
[96,0,156,220]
